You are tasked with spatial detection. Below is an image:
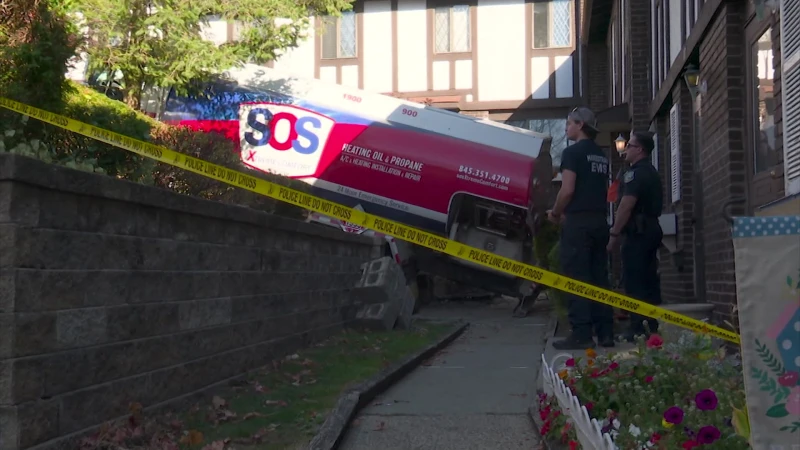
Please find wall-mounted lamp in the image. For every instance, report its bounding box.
[614,134,627,154]
[682,64,708,101]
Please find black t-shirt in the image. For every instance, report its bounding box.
[620,159,663,217]
[560,139,609,214]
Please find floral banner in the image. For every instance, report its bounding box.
[733,215,800,449]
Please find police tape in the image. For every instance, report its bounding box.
[0,97,741,344]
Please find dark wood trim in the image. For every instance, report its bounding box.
[357,2,364,89]
[580,0,595,46]
[471,4,478,100]
[525,1,532,97]
[647,0,723,120]
[458,97,580,111]
[391,0,399,93]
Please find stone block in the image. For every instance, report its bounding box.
[0,182,40,227]
[178,298,232,330]
[395,289,416,331]
[2,313,57,358]
[0,271,13,313]
[0,400,59,450]
[353,302,400,331]
[106,303,180,341]
[349,257,412,331]
[56,308,108,349]
[12,270,129,312]
[0,358,45,405]
[58,375,151,435]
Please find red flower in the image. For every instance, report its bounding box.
[645,375,654,383]
[566,358,576,367]
[778,371,799,387]
[647,334,664,349]
[609,362,620,370]
[682,440,700,449]
[585,402,594,411]
[650,432,662,443]
[568,441,578,450]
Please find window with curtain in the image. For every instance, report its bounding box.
[752,28,780,173]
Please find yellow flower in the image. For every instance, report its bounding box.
[586,348,597,359]
[661,419,674,429]
[587,359,595,367]
[558,369,569,380]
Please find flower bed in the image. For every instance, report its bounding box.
[539,333,752,449]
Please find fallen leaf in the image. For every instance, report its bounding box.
[374,421,386,431]
[351,419,362,426]
[212,396,227,409]
[242,412,263,420]
[253,382,269,393]
[169,420,183,431]
[180,430,204,446]
[265,400,289,407]
[300,358,315,366]
[201,440,228,450]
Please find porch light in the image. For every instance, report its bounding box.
[682,64,707,100]
[614,134,627,153]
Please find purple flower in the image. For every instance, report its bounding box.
[695,389,719,411]
[696,425,721,444]
[663,406,685,425]
[683,427,695,438]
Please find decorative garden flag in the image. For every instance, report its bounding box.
[733,215,800,449]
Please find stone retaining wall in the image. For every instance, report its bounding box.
[0,154,381,450]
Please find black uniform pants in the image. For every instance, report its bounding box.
[621,221,663,335]
[559,213,614,340]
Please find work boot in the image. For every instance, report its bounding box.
[552,333,596,350]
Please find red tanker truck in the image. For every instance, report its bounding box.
[161,64,555,312]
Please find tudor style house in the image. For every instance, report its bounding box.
[195,0,585,164]
[582,0,799,327]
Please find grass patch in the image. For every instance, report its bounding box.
[79,321,454,450]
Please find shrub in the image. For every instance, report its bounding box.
[1,81,308,219]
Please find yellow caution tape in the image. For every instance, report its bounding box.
[0,97,741,344]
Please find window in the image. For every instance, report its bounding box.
[504,118,571,166]
[532,0,573,49]
[321,11,356,59]
[434,5,471,53]
[752,28,780,174]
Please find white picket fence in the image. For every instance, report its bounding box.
[541,353,618,450]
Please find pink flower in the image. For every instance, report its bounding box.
[609,362,620,370]
[695,389,719,411]
[787,387,800,416]
[779,371,799,387]
[647,334,664,349]
[696,426,721,444]
[566,358,576,367]
[663,406,685,425]
[645,375,654,384]
[682,440,700,449]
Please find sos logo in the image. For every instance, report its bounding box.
[239,103,335,178]
[243,105,332,154]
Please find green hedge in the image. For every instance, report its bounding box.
[1,82,309,219]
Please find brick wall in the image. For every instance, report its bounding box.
[697,2,747,325]
[587,43,609,111]
[0,154,380,450]
[628,0,652,130]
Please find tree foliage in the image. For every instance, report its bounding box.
[0,0,80,109]
[73,0,354,108]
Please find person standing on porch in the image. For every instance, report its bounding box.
[548,107,615,350]
[607,131,664,342]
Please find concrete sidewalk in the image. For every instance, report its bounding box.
[338,298,553,450]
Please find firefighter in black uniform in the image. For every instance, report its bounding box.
[548,107,614,350]
[607,131,664,342]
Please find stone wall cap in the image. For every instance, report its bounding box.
[0,153,381,246]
